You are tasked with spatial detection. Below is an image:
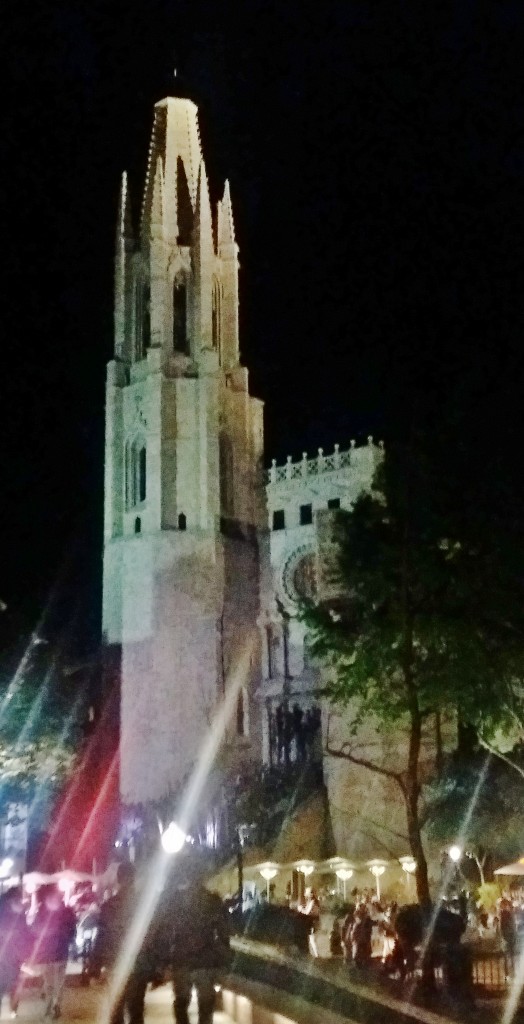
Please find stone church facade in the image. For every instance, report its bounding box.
[102,95,391,853]
[103,97,265,813]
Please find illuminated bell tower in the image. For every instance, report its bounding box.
[102,97,265,812]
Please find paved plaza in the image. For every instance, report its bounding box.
[0,978,235,1024]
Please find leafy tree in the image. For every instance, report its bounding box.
[425,751,524,884]
[0,612,79,831]
[304,437,524,907]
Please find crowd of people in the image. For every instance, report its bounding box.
[0,882,76,1020]
[269,703,322,765]
[0,860,231,1024]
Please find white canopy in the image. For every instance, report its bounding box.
[494,860,524,876]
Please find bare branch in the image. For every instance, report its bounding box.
[325,741,405,789]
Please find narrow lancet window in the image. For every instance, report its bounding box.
[212,279,221,353]
[173,279,188,354]
[135,281,150,360]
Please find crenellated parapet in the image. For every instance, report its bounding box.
[266,437,384,486]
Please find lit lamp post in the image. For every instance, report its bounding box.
[335,867,353,902]
[448,845,462,864]
[400,856,416,896]
[0,857,13,896]
[160,822,188,855]
[369,863,386,900]
[259,864,278,901]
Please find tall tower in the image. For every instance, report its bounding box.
[102,98,265,817]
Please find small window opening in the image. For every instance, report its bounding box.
[272,509,285,531]
[138,447,147,503]
[173,279,188,354]
[212,280,221,352]
[135,282,150,360]
[134,517,141,534]
[300,503,313,525]
[328,498,340,510]
[178,513,187,531]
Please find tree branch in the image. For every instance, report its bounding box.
[325,741,405,789]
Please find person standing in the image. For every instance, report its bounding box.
[90,863,156,1024]
[30,884,76,1019]
[160,863,230,1024]
[0,887,31,1017]
[298,887,321,958]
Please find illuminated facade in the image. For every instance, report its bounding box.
[103,98,265,808]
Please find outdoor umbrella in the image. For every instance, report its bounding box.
[494,860,524,875]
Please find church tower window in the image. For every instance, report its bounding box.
[134,516,141,534]
[138,446,147,502]
[272,509,285,531]
[212,279,221,353]
[178,513,187,531]
[135,282,150,360]
[236,688,248,737]
[126,439,147,508]
[328,497,340,510]
[173,278,188,354]
[300,503,313,525]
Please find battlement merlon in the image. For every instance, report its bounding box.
[265,437,384,487]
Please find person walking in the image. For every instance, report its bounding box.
[160,860,230,1024]
[30,884,76,1019]
[91,862,157,1024]
[0,887,31,1017]
[298,887,321,958]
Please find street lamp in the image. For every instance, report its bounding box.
[448,845,462,863]
[400,857,416,896]
[296,863,315,878]
[335,867,353,902]
[161,822,187,855]
[259,864,278,900]
[369,863,386,900]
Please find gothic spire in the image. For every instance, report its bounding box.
[218,179,236,250]
[116,171,133,243]
[193,160,213,249]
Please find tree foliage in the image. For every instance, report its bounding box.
[425,751,524,882]
[0,615,79,825]
[304,436,524,904]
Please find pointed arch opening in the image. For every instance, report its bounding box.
[173,276,189,355]
[212,278,221,354]
[126,438,147,508]
[135,281,150,360]
[236,688,249,737]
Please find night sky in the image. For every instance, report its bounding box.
[3,2,524,641]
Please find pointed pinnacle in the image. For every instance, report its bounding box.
[219,179,236,247]
[194,160,213,245]
[117,171,134,242]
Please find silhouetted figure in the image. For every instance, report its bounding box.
[275,704,285,763]
[351,905,372,967]
[0,888,31,1015]
[284,707,293,766]
[30,884,76,1019]
[500,899,517,957]
[91,863,156,1024]
[293,704,305,762]
[160,862,230,1024]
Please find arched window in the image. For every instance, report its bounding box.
[178,513,187,531]
[212,279,221,352]
[138,446,146,502]
[173,278,188,354]
[134,516,141,534]
[125,439,147,508]
[236,688,248,737]
[135,281,150,360]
